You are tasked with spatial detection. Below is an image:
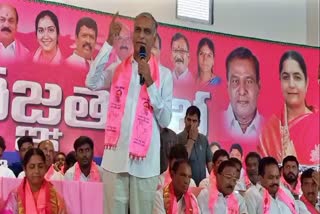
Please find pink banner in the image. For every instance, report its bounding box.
[0,178,103,214]
[0,0,319,166]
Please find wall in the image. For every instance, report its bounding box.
[46,0,319,47]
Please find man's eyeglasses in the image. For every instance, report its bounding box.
[172,49,189,54]
[220,173,239,182]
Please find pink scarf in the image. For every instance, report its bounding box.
[300,195,320,214]
[74,161,101,182]
[104,55,159,159]
[208,173,239,213]
[263,187,297,214]
[280,176,301,196]
[18,178,52,214]
[163,182,199,214]
[44,165,55,180]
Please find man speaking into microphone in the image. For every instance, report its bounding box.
[86,12,173,214]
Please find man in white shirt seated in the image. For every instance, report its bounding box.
[38,140,64,180]
[0,3,29,63]
[197,160,248,214]
[298,168,320,214]
[235,152,261,194]
[199,149,229,188]
[281,155,301,199]
[158,144,196,189]
[0,136,15,178]
[245,157,298,214]
[65,136,102,182]
[65,17,97,70]
[153,159,200,213]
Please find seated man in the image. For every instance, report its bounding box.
[38,140,64,180]
[54,152,66,174]
[158,144,196,189]
[236,152,261,193]
[65,136,102,182]
[229,157,245,195]
[199,149,229,188]
[153,159,200,213]
[299,168,320,213]
[197,160,248,213]
[245,157,298,214]
[280,155,301,199]
[11,136,34,178]
[0,136,15,178]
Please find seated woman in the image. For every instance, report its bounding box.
[196,37,221,86]
[259,50,319,166]
[2,148,67,214]
[33,10,62,64]
[153,159,200,214]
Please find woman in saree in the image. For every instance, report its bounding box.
[258,50,319,166]
[2,148,67,214]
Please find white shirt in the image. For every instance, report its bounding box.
[64,163,103,181]
[172,68,194,83]
[199,177,210,188]
[66,52,91,69]
[86,42,173,178]
[158,170,197,188]
[197,188,248,214]
[244,183,299,214]
[0,41,15,59]
[224,104,264,139]
[0,165,16,178]
[152,188,200,214]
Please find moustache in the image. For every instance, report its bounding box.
[120,46,128,50]
[270,184,279,188]
[307,192,315,196]
[82,43,92,50]
[226,185,234,189]
[1,27,11,33]
[287,172,296,177]
[175,58,184,63]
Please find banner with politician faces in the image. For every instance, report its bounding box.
[0,0,319,166]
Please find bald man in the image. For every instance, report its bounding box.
[0,3,29,62]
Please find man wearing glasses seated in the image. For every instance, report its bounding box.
[197,160,248,213]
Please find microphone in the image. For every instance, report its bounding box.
[138,46,146,85]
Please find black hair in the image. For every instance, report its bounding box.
[185,105,201,121]
[75,17,98,38]
[0,136,6,151]
[279,50,307,81]
[282,155,299,168]
[258,157,279,177]
[229,157,242,170]
[226,47,260,83]
[212,149,229,164]
[17,136,34,150]
[168,144,188,161]
[74,136,94,151]
[35,10,60,37]
[171,32,189,51]
[229,143,243,157]
[171,159,190,173]
[217,160,236,174]
[197,37,215,77]
[300,168,315,184]
[245,152,261,166]
[23,148,46,168]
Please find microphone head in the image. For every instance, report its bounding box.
[139,46,147,59]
